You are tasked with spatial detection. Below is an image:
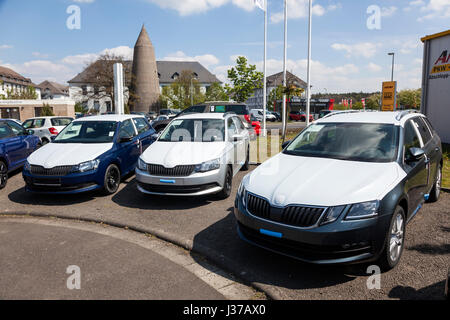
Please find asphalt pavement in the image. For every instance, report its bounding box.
[0,216,257,300]
[1,169,449,300]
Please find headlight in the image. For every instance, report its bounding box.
[138,158,148,171]
[195,158,220,173]
[24,161,31,171]
[73,159,100,173]
[237,174,250,207]
[321,205,346,225]
[345,201,379,220]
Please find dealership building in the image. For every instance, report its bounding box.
[421,29,450,143]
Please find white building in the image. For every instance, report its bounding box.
[0,66,41,100]
[246,71,307,110]
[38,80,70,100]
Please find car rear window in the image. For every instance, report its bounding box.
[412,117,432,145]
[51,118,73,126]
[225,105,249,115]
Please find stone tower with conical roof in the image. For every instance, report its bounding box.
[129,25,160,112]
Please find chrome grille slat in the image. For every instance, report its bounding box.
[247,194,325,228]
[147,164,195,177]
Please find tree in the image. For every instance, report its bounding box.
[1,85,38,100]
[78,53,133,111]
[366,93,381,110]
[398,89,421,109]
[41,103,55,116]
[159,70,206,109]
[206,82,229,102]
[225,56,263,102]
[267,85,284,111]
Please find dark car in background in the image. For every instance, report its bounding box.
[0,119,41,189]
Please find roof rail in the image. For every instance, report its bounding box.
[395,110,419,121]
[321,110,362,120]
[223,112,236,117]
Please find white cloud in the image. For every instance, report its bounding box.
[368,63,382,72]
[417,0,450,21]
[32,52,49,58]
[270,0,327,23]
[381,6,398,17]
[161,51,220,68]
[331,42,381,58]
[0,45,13,49]
[73,0,95,3]
[144,0,256,16]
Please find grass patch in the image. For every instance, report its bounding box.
[250,129,301,164]
[442,143,450,189]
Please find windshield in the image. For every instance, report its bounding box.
[159,119,225,142]
[54,121,118,144]
[51,118,73,126]
[284,122,399,162]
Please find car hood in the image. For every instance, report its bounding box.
[141,141,228,167]
[245,153,406,207]
[27,143,113,168]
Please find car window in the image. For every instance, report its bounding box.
[233,117,246,133]
[285,123,399,163]
[7,121,26,136]
[227,118,237,138]
[119,119,137,139]
[225,105,248,115]
[403,120,422,160]
[159,119,225,142]
[412,117,432,145]
[0,123,13,139]
[22,120,34,129]
[51,118,73,127]
[54,121,118,143]
[133,117,150,134]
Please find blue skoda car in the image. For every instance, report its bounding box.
[1,119,41,189]
[23,115,155,194]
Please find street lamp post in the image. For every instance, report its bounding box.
[190,77,194,107]
[388,52,395,81]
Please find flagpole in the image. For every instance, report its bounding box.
[262,0,267,137]
[306,0,312,126]
[281,0,287,142]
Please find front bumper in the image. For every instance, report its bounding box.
[234,197,391,265]
[135,167,225,196]
[23,169,102,194]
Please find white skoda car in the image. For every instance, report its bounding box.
[136,113,250,199]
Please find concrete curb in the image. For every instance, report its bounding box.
[1,211,278,300]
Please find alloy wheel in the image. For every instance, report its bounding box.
[106,167,120,192]
[389,213,404,262]
[436,167,442,199]
[0,162,7,189]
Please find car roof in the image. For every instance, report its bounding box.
[315,110,425,125]
[73,114,144,122]
[25,116,73,120]
[175,113,232,120]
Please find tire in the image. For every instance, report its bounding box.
[378,206,406,271]
[101,164,121,195]
[241,145,250,171]
[0,160,8,190]
[217,166,232,199]
[427,163,442,203]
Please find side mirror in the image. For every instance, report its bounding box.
[282,140,291,149]
[407,147,425,162]
[27,129,35,135]
[119,135,133,143]
[151,132,161,140]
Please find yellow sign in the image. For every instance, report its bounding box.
[431,63,450,74]
[381,81,397,111]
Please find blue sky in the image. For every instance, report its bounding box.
[0,0,449,93]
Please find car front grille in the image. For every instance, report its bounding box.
[247,193,326,228]
[30,165,74,176]
[147,164,196,177]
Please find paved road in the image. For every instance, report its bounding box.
[1,169,449,300]
[0,216,258,300]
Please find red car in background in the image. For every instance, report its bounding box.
[289,110,314,122]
